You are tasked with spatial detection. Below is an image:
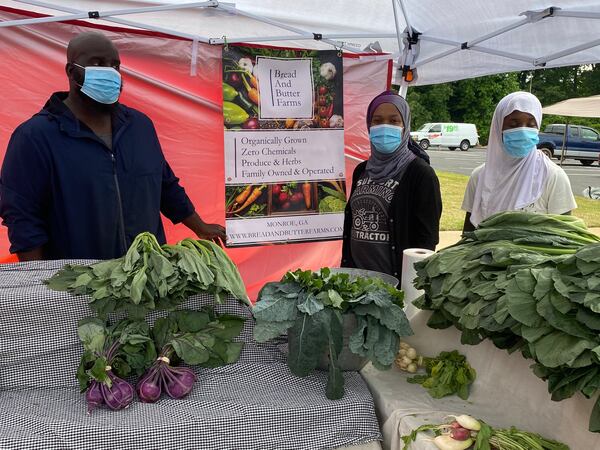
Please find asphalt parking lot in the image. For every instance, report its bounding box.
[428,146,600,196]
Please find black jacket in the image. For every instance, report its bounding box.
[341,157,442,278]
[0,92,194,259]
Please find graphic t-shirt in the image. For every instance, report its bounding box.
[349,174,399,274]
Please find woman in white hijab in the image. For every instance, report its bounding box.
[462,91,577,231]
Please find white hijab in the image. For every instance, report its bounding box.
[470,92,551,227]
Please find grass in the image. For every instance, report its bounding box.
[436,170,600,231]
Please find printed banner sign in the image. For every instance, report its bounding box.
[223,46,346,246]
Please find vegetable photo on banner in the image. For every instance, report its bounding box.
[413,211,600,432]
[252,268,413,400]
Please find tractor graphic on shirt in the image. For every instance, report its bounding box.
[353,207,379,231]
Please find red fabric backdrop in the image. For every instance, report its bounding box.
[0,8,391,298]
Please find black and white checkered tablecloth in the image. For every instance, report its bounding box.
[0,261,381,450]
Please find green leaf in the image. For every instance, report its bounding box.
[77,318,107,353]
[253,320,294,342]
[254,283,299,322]
[324,309,344,400]
[378,304,413,337]
[534,331,596,368]
[327,289,345,309]
[297,292,325,316]
[473,422,492,450]
[171,310,212,333]
[170,333,213,365]
[287,312,328,377]
[206,315,245,340]
[87,356,110,385]
[348,315,368,356]
[130,267,148,305]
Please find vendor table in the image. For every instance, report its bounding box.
[0,261,382,450]
[360,310,600,450]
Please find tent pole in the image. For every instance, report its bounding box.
[210,33,398,45]
[0,2,217,29]
[560,119,569,166]
[398,84,408,98]
[536,38,600,65]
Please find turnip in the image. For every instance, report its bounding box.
[161,365,197,399]
[450,427,471,441]
[136,365,162,403]
[137,355,197,402]
[407,363,417,373]
[86,381,105,414]
[446,415,481,431]
[406,348,417,359]
[400,341,410,350]
[398,349,407,357]
[100,372,134,411]
[432,435,473,450]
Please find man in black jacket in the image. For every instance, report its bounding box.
[0,32,224,261]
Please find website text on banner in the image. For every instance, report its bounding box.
[223,46,347,246]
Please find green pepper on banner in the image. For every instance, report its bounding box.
[222,46,346,247]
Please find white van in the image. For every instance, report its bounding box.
[410,123,479,151]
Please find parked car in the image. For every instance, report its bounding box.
[410,123,479,151]
[538,124,600,166]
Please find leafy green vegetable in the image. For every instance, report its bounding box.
[253,268,412,399]
[152,307,245,368]
[414,211,600,432]
[407,350,476,400]
[46,232,249,319]
[319,196,346,213]
[76,318,155,391]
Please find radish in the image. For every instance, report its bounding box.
[450,427,471,441]
[406,348,417,359]
[432,435,473,450]
[446,415,481,431]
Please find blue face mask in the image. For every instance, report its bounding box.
[369,124,403,154]
[74,64,122,104]
[502,127,539,158]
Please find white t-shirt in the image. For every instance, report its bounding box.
[462,161,577,215]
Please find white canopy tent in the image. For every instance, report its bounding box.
[542,94,600,117]
[2,0,600,90]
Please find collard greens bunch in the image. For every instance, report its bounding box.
[253,268,413,399]
[413,212,600,432]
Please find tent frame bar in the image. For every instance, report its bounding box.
[412,6,600,70]
[0,1,217,29]
[11,0,214,42]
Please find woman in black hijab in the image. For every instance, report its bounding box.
[341,91,442,278]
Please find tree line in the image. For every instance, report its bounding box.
[398,65,600,145]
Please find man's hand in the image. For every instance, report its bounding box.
[182,212,226,245]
